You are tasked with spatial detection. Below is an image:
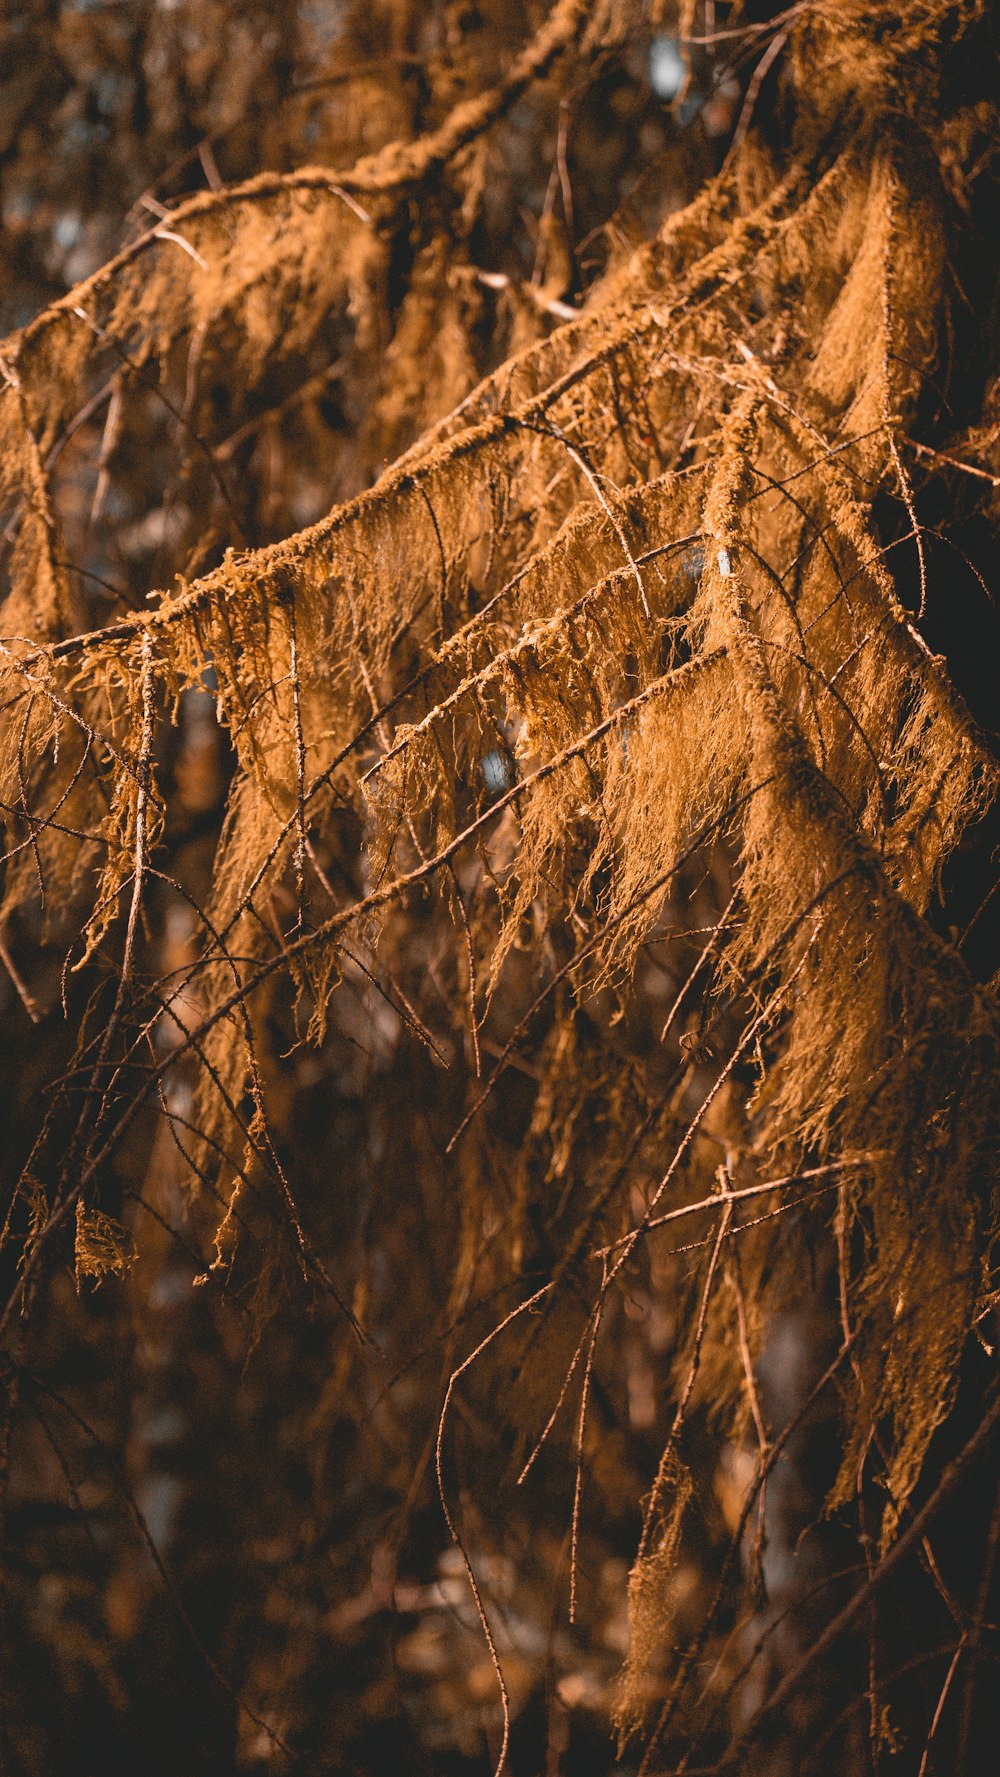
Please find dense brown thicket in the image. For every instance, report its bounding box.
[1,2,999,1772]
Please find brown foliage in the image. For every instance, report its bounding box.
[1,2,999,1771]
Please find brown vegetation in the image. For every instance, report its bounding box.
[1,2,999,1771]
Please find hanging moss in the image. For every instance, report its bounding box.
[1,3,999,1772]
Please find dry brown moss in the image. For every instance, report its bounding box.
[1,1,999,1768]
